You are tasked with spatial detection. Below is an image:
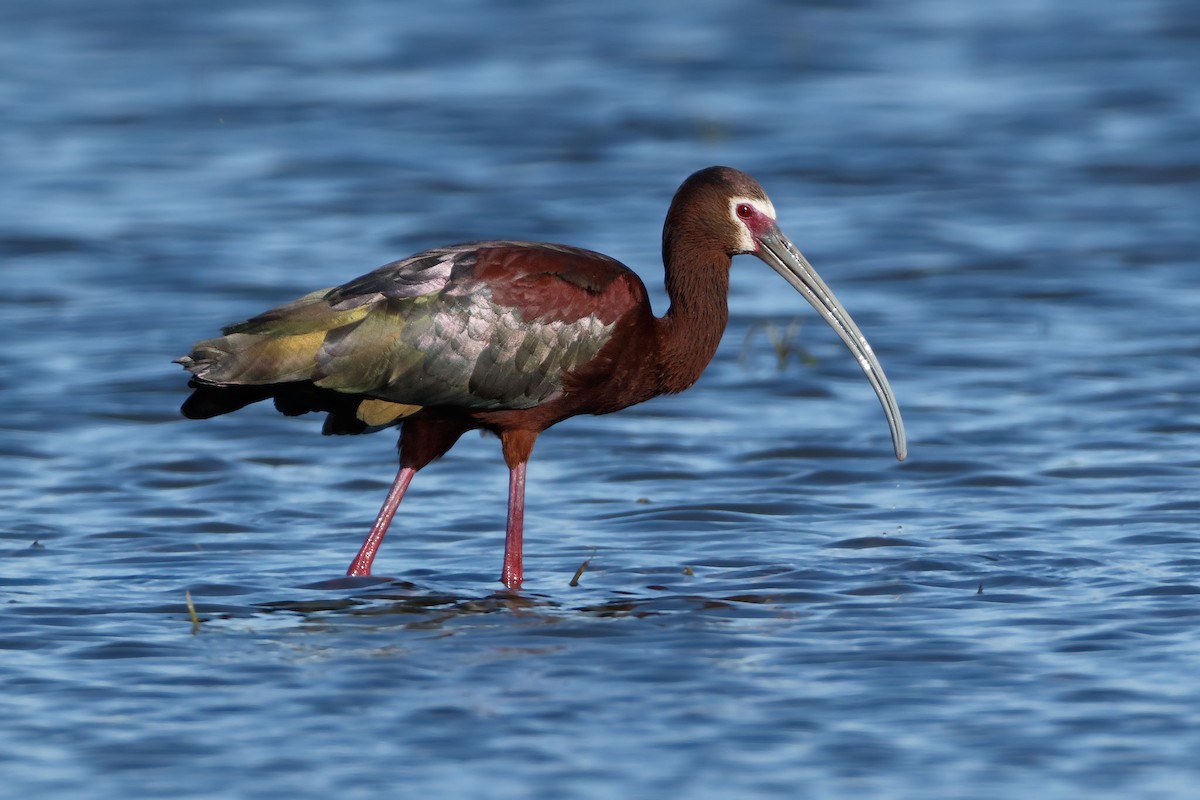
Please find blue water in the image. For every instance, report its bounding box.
[3,1,1200,797]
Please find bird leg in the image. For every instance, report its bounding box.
[502,461,526,588]
[500,430,538,589]
[347,415,467,578]
[346,464,414,577]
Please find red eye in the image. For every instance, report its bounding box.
[736,203,753,219]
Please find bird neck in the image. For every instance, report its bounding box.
[655,246,732,395]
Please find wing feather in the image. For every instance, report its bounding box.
[178,242,641,414]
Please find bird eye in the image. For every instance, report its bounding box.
[736,203,753,219]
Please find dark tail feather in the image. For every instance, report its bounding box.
[270,384,369,435]
[181,379,397,435]
[322,411,369,435]
[181,382,276,419]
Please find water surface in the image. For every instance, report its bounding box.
[3,1,1199,798]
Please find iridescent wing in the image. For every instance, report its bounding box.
[178,242,642,429]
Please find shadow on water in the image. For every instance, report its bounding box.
[213,549,965,631]
[262,578,539,622]
[192,572,852,631]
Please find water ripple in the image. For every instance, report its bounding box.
[3,1,1200,798]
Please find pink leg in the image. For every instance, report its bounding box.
[501,461,526,589]
[346,465,415,577]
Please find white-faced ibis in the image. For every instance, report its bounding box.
[178,166,906,588]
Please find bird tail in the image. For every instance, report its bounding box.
[175,290,421,433]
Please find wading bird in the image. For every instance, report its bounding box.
[177,166,906,588]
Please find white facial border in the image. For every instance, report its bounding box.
[728,196,777,253]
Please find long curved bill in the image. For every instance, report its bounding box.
[757,226,907,461]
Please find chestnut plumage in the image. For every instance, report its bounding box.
[177,166,906,588]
